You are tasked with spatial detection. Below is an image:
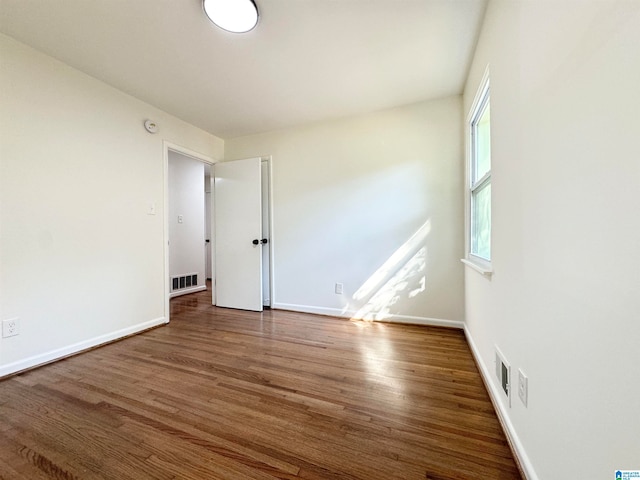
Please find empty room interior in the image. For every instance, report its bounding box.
[1,1,638,479]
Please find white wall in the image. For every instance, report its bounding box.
[225,97,464,325]
[168,151,206,295]
[463,1,640,479]
[0,34,223,375]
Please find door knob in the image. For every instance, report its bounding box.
[261,239,268,244]
[252,239,260,245]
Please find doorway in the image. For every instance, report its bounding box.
[163,144,273,320]
[168,150,208,298]
[164,142,216,320]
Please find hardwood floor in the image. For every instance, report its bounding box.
[0,289,522,479]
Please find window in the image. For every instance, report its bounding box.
[468,75,491,264]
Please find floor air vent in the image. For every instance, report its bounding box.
[171,274,198,292]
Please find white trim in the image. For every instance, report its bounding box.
[265,156,275,309]
[471,170,491,193]
[0,317,167,378]
[164,141,216,164]
[272,303,464,329]
[163,141,219,320]
[461,258,493,277]
[169,285,207,298]
[465,65,492,264]
[208,174,216,305]
[259,156,274,308]
[467,65,491,123]
[464,326,539,480]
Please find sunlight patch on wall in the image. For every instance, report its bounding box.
[352,220,431,302]
[353,247,426,321]
[346,219,431,321]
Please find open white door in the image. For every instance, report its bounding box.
[214,158,263,311]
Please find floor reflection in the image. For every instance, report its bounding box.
[350,320,407,409]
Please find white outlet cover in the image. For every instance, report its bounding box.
[2,318,20,338]
[518,369,528,407]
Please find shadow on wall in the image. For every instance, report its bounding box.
[344,219,431,321]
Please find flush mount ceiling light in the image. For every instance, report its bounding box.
[203,0,259,33]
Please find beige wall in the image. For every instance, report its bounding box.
[226,96,465,325]
[0,34,224,375]
[463,1,640,478]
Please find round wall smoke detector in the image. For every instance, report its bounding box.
[144,119,159,134]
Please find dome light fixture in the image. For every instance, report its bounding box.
[203,0,259,34]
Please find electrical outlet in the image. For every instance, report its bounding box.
[518,369,528,407]
[335,283,344,294]
[2,318,20,338]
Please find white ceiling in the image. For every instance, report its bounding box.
[0,0,487,139]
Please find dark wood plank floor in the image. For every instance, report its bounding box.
[0,288,521,479]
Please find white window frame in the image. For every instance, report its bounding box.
[462,68,493,276]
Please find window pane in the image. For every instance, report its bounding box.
[472,182,491,260]
[474,103,491,182]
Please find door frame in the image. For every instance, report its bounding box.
[163,141,217,323]
[262,156,275,309]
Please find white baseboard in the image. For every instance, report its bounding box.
[272,302,464,329]
[464,326,539,480]
[170,285,206,298]
[0,316,167,378]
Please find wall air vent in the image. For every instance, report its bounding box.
[495,346,511,407]
[171,274,198,292]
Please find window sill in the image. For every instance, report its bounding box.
[461,258,493,277]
